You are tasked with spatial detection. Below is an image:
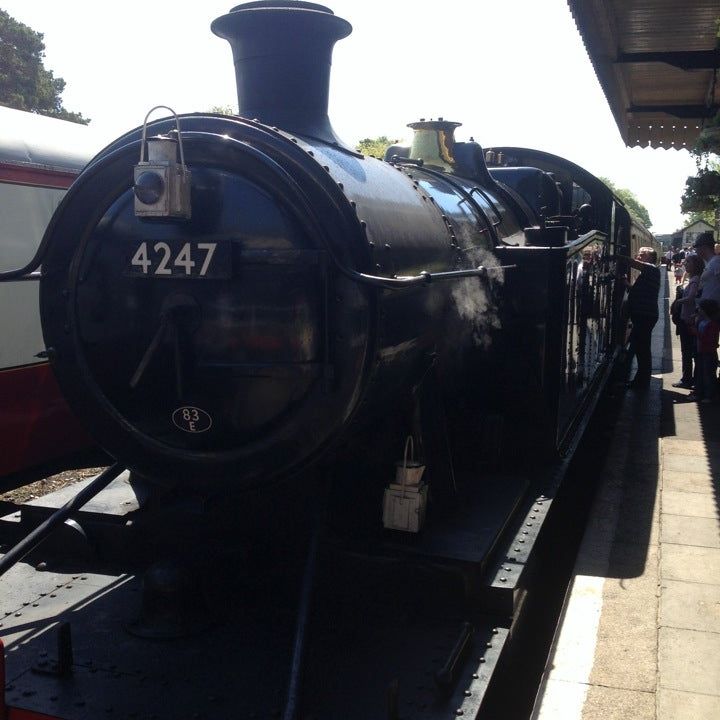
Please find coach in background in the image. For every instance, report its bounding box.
[618,247,661,389]
[693,231,720,303]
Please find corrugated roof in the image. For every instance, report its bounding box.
[568,0,720,149]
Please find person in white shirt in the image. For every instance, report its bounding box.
[694,232,720,304]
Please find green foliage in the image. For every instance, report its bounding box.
[0,9,88,124]
[598,176,653,228]
[681,170,720,214]
[684,209,716,227]
[356,136,397,158]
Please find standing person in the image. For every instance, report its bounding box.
[619,247,661,389]
[674,259,685,285]
[690,299,720,404]
[672,254,705,388]
[665,248,673,269]
[693,231,720,303]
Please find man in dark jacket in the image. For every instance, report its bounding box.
[621,247,661,389]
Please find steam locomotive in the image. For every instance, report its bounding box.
[23,2,624,492]
[0,2,655,718]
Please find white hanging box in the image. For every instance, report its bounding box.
[382,436,427,533]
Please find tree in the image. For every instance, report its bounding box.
[209,105,236,116]
[598,177,653,228]
[682,123,720,228]
[356,136,398,158]
[684,209,716,227]
[0,9,88,124]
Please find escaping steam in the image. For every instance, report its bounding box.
[450,248,505,347]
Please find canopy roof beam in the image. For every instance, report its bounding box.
[616,51,720,71]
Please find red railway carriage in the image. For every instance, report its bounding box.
[0,106,102,483]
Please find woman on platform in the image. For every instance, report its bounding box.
[672,254,704,389]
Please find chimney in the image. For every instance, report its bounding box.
[211,1,352,146]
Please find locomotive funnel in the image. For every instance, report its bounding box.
[212,1,352,145]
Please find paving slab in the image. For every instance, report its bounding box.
[660,514,720,548]
[657,688,720,720]
[661,490,719,518]
[660,579,720,633]
[658,626,720,696]
[589,609,657,692]
[661,544,720,585]
[662,453,715,474]
[581,685,655,720]
[662,437,720,458]
[662,470,717,494]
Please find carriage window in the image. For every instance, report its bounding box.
[0,183,65,270]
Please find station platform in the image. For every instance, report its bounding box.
[533,270,720,719]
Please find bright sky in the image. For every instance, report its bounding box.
[2,0,700,233]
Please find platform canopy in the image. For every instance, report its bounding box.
[568,0,720,149]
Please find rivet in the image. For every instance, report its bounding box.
[50,594,57,598]
[14,612,21,617]
[323,165,330,172]
[464,690,472,696]
[504,566,511,571]
[519,539,525,543]
[492,628,499,634]
[22,602,29,606]
[526,523,533,527]
[338,182,344,190]
[455,711,464,716]
[479,657,485,663]
[308,151,314,157]
[472,673,479,679]
[291,137,298,143]
[500,577,507,582]
[522,531,528,535]
[486,642,492,648]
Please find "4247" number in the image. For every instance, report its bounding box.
[129,241,221,277]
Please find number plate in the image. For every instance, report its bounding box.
[126,239,231,279]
